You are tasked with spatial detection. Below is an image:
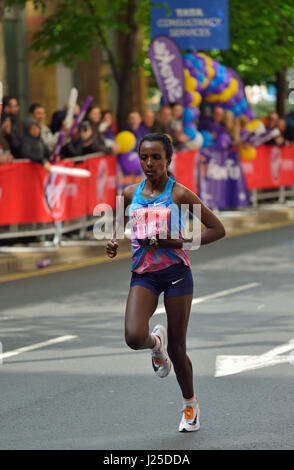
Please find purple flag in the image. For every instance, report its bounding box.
[148,36,185,106]
[198,148,250,209]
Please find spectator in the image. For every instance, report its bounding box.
[61,120,119,158]
[265,111,279,131]
[170,102,191,150]
[170,103,184,131]
[124,111,148,147]
[2,95,20,122]
[222,110,240,146]
[232,115,249,146]
[29,103,58,153]
[50,109,67,133]
[1,96,22,156]
[199,106,231,149]
[264,111,283,146]
[99,109,118,143]
[285,110,294,142]
[0,119,14,164]
[86,105,102,135]
[151,105,174,136]
[140,109,155,135]
[275,119,288,146]
[20,118,51,171]
[50,103,80,133]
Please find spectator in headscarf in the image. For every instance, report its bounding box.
[21,118,51,171]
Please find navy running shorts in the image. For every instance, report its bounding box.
[130,263,194,298]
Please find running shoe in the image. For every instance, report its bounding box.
[179,398,200,432]
[151,324,171,378]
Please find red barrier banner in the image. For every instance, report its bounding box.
[241,145,294,189]
[173,149,198,194]
[0,155,117,225]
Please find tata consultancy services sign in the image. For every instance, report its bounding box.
[151,0,229,51]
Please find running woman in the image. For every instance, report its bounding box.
[106,133,225,432]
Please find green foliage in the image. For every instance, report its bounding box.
[209,0,294,85]
[6,0,294,87]
[6,0,152,74]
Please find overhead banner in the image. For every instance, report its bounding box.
[148,35,186,106]
[151,0,229,51]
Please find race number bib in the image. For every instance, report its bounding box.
[132,207,171,240]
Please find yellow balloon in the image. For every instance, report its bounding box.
[207,65,215,79]
[205,94,218,103]
[239,146,257,160]
[246,119,262,132]
[185,76,197,92]
[115,131,136,153]
[184,68,190,81]
[227,78,238,97]
[202,77,209,89]
[191,91,202,107]
[217,89,231,102]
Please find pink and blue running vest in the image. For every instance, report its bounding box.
[129,176,191,273]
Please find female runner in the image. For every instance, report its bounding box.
[106,133,225,432]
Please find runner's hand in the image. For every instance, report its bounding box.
[106,240,119,258]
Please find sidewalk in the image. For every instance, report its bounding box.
[0,203,294,276]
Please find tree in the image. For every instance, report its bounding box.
[6,0,151,128]
[209,0,294,117]
[0,0,7,93]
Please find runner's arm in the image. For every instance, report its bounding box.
[106,185,136,258]
[175,185,226,246]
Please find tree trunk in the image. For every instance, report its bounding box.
[116,0,139,130]
[276,70,286,118]
[0,0,7,95]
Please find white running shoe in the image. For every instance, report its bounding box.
[151,324,171,378]
[179,398,200,432]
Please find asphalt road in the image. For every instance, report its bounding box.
[0,225,294,450]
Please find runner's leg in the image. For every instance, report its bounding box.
[164,294,194,399]
[125,286,158,350]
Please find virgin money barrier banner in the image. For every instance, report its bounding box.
[0,154,117,225]
[241,145,294,189]
[1,147,294,227]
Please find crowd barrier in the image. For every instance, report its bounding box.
[0,146,293,243]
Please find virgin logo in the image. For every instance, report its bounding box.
[96,159,108,202]
[43,173,67,218]
[270,147,282,184]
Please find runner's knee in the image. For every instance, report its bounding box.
[125,329,147,350]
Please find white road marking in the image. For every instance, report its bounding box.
[0,335,77,362]
[154,282,261,315]
[215,339,294,377]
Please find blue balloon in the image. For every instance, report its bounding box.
[184,125,197,141]
[200,130,213,148]
[183,53,196,64]
[190,57,202,71]
[183,107,195,125]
